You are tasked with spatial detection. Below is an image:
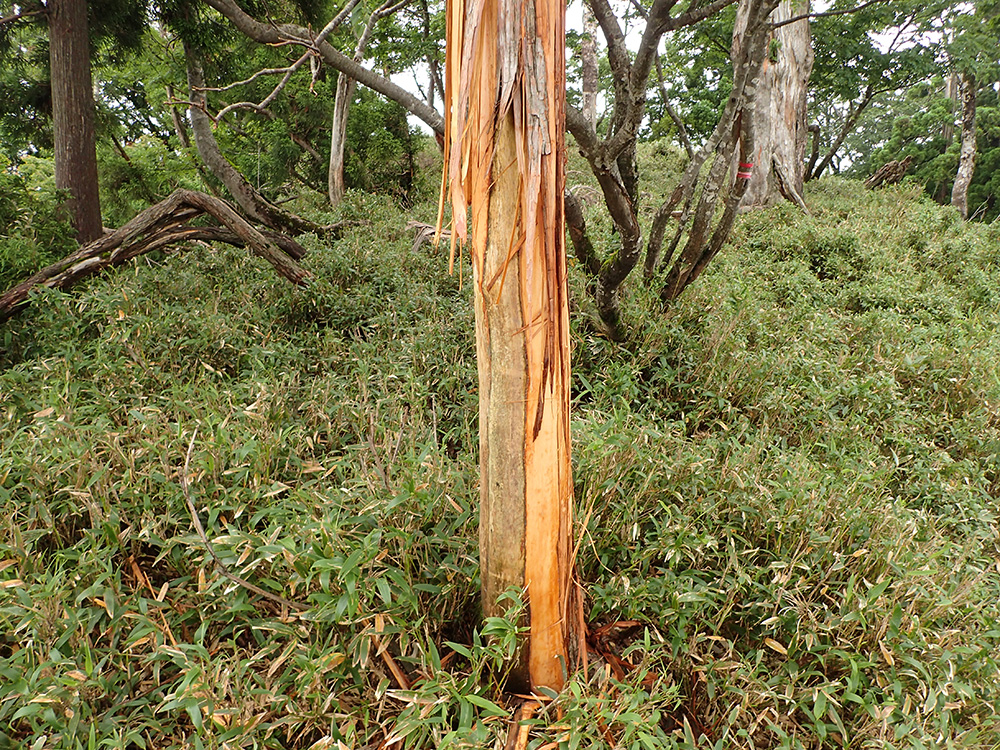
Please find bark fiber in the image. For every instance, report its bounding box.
[441,0,575,692]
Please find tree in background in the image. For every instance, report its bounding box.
[737,0,812,210]
[860,1,1000,220]
[944,1,1000,218]
[438,0,576,692]
[806,0,939,182]
[48,0,103,241]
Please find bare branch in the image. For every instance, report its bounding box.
[203,0,444,134]
[772,0,890,28]
[196,55,309,93]
[665,0,738,31]
[0,7,45,26]
[214,52,310,122]
[654,52,694,159]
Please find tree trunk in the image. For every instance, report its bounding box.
[942,71,958,148]
[951,70,977,220]
[0,189,310,322]
[441,0,577,693]
[328,75,357,207]
[49,0,103,243]
[738,0,813,209]
[184,41,319,236]
[581,4,599,128]
[328,0,394,207]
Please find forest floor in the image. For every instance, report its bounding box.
[2,168,999,748]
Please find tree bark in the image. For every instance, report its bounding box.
[328,74,358,207]
[643,0,776,302]
[951,70,977,220]
[581,4,599,128]
[441,0,577,692]
[738,0,813,209]
[48,0,103,243]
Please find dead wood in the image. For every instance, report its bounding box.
[864,156,913,189]
[0,189,311,323]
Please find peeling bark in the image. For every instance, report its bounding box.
[441,0,577,692]
[739,0,813,209]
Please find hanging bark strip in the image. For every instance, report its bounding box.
[437,0,576,692]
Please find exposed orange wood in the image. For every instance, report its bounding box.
[439,0,574,693]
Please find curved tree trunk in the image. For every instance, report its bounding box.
[0,190,309,322]
[184,41,319,236]
[49,0,103,243]
[807,85,874,182]
[738,0,813,210]
[950,70,977,220]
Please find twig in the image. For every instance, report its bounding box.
[181,430,308,612]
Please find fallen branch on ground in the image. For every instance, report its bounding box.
[0,189,311,322]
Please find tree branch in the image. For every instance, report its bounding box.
[0,7,46,26]
[772,0,890,28]
[202,0,444,135]
[0,189,312,322]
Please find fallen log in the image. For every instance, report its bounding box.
[865,156,913,190]
[0,189,311,322]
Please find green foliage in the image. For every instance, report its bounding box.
[98,137,204,227]
[0,155,78,288]
[342,89,424,203]
[865,84,1000,221]
[2,176,999,748]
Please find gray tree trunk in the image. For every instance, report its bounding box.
[737,0,813,210]
[328,75,358,207]
[580,5,599,128]
[184,42,316,235]
[49,0,103,243]
[951,70,977,220]
[942,71,958,147]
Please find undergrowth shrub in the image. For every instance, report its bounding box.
[0,155,78,289]
[1,179,998,749]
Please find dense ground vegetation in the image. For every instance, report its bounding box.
[1,158,999,747]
